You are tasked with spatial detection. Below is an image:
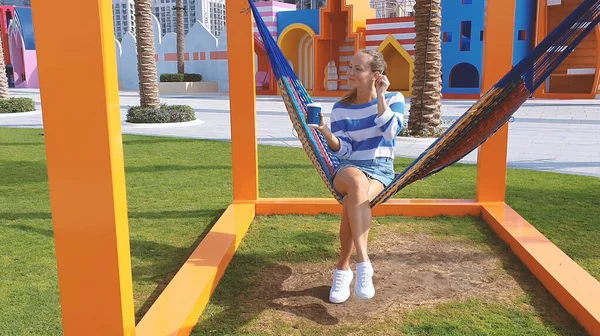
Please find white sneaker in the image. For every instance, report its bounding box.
[329,268,353,303]
[355,261,375,299]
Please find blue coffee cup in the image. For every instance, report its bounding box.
[306,103,322,127]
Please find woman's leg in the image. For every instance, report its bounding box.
[334,167,384,263]
[336,179,384,270]
[336,198,353,270]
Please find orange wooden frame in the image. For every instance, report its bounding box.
[533,0,600,99]
[32,0,599,335]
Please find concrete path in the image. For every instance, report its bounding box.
[1,88,599,177]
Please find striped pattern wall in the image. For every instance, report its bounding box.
[365,17,416,56]
[338,37,354,90]
[252,1,296,40]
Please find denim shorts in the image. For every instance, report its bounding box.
[332,157,395,187]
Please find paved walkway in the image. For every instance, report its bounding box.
[2,88,599,177]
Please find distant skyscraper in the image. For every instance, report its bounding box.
[296,0,325,10]
[0,0,31,6]
[197,0,226,37]
[370,0,415,18]
[152,0,198,35]
[112,0,135,39]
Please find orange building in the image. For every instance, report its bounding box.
[534,0,600,98]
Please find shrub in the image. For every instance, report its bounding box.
[398,119,452,138]
[0,97,36,113]
[160,73,203,82]
[126,104,196,123]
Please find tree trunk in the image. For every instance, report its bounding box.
[408,0,443,137]
[0,33,10,99]
[134,0,160,108]
[176,0,185,74]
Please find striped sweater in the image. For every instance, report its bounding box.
[329,92,405,161]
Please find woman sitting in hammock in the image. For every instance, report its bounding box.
[312,49,405,304]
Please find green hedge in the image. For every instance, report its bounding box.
[126,104,196,123]
[160,73,203,82]
[0,97,36,113]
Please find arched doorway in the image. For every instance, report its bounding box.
[278,24,315,90]
[449,62,480,88]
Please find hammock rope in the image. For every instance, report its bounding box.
[248,0,600,207]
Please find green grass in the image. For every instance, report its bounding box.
[1,128,598,335]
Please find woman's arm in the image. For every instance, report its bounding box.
[319,124,341,151]
[374,93,405,141]
[313,109,353,159]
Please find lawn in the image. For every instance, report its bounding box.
[1,128,598,335]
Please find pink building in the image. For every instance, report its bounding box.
[8,6,38,88]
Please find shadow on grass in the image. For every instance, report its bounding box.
[192,216,588,335]
[3,208,230,325]
[465,217,587,335]
[133,208,226,322]
[0,160,48,186]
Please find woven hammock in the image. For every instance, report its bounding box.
[249,0,600,207]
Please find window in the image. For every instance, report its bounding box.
[460,21,472,51]
[462,0,472,4]
[518,30,527,40]
[443,32,452,42]
[480,30,484,41]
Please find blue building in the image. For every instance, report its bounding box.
[441,0,536,97]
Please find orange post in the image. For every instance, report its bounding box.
[31,0,135,334]
[533,0,547,98]
[227,0,258,203]
[476,0,515,202]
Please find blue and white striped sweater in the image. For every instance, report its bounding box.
[329,92,405,161]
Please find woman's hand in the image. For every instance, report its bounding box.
[375,74,390,97]
[309,112,341,151]
[308,112,327,131]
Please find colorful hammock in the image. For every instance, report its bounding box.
[249,0,600,207]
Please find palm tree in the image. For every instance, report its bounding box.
[0,33,9,100]
[176,0,185,74]
[407,0,442,137]
[134,0,160,108]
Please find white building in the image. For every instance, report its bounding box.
[370,0,415,18]
[196,0,226,37]
[0,0,31,6]
[152,0,200,35]
[111,0,228,39]
[296,0,325,10]
[112,0,135,40]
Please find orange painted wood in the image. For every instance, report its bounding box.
[136,203,255,335]
[476,124,509,202]
[534,0,600,99]
[31,0,136,334]
[482,203,600,336]
[441,93,481,100]
[256,198,481,217]
[477,0,515,203]
[226,0,258,203]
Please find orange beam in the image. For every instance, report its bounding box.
[533,0,547,98]
[482,203,600,336]
[256,198,481,217]
[31,0,135,334]
[476,0,515,202]
[228,0,258,203]
[136,204,255,335]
